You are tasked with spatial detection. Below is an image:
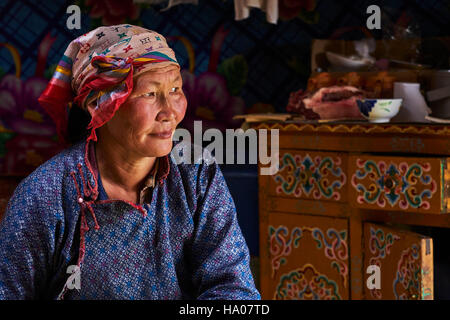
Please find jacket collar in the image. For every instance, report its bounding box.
[81,139,170,201]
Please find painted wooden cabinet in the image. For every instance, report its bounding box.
[255,122,450,300]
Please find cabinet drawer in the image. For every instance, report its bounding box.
[271,150,348,202]
[349,155,449,214]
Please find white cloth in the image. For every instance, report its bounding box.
[234,0,278,24]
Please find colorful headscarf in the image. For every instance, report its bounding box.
[38,24,180,143]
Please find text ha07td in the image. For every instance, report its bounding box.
[178,304,270,317]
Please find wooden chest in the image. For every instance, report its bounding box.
[255,122,450,300]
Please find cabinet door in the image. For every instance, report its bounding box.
[363,222,433,300]
[263,212,349,300]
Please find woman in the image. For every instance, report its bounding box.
[0,25,260,300]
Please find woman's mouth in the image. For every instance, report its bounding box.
[149,130,173,139]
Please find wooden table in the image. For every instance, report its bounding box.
[254,121,450,300]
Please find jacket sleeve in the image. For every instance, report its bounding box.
[189,161,260,300]
[0,179,54,299]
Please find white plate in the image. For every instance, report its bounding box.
[425,115,450,123]
[326,51,370,69]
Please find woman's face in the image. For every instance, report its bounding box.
[96,65,187,158]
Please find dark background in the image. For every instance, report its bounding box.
[1,0,449,112]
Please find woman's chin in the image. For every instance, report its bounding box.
[143,138,173,157]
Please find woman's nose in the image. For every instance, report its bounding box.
[155,94,175,122]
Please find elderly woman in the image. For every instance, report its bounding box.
[0,25,260,300]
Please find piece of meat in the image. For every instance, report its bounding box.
[303,86,365,120]
[322,89,364,102]
[286,89,320,120]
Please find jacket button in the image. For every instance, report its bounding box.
[78,197,84,203]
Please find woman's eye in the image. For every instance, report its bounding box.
[143,92,156,98]
[170,87,180,93]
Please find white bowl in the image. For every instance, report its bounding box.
[356,99,403,123]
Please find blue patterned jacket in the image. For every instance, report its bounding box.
[0,140,260,300]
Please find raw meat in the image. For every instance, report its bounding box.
[286,88,320,120]
[302,86,365,119]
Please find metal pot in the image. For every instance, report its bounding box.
[427,70,450,119]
